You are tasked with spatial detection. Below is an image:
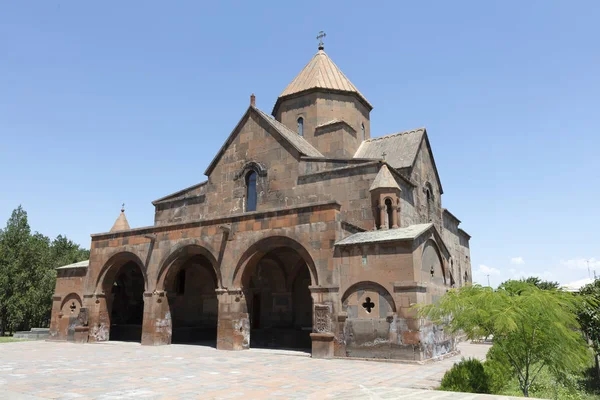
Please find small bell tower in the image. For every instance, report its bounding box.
[369,164,401,230]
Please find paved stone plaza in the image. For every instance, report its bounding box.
[0,341,522,399]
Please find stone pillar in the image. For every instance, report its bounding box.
[378,203,386,230]
[87,293,110,343]
[141,291,172,346]
[48,295,62,340]
[309,286,340,359]
[392,205,399,229]
[216,288,250,351]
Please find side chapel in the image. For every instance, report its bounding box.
[49,37,472,361]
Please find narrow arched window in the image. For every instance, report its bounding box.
[425,185,434,222]
[361,123,365,141]
[385,198,393,229]
[246,171,257,212]
[297,117,304,137]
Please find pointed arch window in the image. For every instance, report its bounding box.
[361,123,365,141]
[297,117,304,137]
[246,171,257,212]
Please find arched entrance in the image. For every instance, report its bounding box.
[240,243,314,351]
[102,260,145,342]
[158,246,219,346]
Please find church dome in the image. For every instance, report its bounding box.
[273,48,372,114]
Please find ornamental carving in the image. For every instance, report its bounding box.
[314,304,332,333]
[233,161,268,180]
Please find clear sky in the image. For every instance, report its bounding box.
[1,1,599,288]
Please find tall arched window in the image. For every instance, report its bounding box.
[246,171,257,212]
[385,198,393,229]
[425,184,434,222]
[361,123,365,141]
[297,117,304,137]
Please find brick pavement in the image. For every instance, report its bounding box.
[0,341,521,399]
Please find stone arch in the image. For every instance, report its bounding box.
[60,293,83,315]
[94,251,147,294]
[422,239,446,285]
[341,281,396,316]
[232,236,318,288]
[233,236,316,350]
[156,243,221,291]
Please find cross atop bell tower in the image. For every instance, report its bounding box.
[317,31,326,50]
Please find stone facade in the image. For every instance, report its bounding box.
[49,45,472,361]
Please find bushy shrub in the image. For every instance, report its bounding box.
[484,344,513,393]
[440,358,490,393]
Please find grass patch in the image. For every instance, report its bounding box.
[0,337,26,343]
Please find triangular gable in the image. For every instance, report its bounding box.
[204,106,323,177]
[413,131,444,195]
[152,181,207,205]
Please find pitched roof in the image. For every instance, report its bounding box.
[205,106,323,176]
[354,128,425,169]
[55,260,89,270]
[369,164,401,191]
[110,208,130,232]
[252,107,324,157]
[335,223,433,246]
[354,128,444,194]
[276,49,372,110]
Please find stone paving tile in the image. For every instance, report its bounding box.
[0,341,521,399]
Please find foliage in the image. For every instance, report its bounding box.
[0,206,89,335]
[500,276,560,292]
[440,358,490,393]
[420,281,592,397]
[579,279,600,373]
[484,344,513,393]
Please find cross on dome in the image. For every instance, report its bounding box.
[317,31,326,50]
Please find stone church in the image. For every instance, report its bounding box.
[49,40,472,361]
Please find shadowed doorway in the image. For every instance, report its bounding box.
[109,261,145,342]
[242,247,313,351]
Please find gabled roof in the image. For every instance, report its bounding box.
[335,222,451,258]
[354,128,444,194]
[369,164,401,191]
[152,181,207,205]
[205,106,323,176]
[355,128,425,169]
[274,49,372,112]
[335,223,433,246]
[55,260,89,270]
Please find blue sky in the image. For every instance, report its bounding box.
[1,1,599,288]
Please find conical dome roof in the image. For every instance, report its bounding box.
[110,206,130,232]
[369,164,401,192]
[277,49,372,110]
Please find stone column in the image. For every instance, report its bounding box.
[87,293,110,343]
[141,290,172,346]
[48,295,62,340]
[309,286,339,359]
[392,205,399,229]
[378,203,386,230]
[216,288,250,351]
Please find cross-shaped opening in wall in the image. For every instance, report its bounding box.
[70,302,76,313]
[362,297,375,313]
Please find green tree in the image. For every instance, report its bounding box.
[0,206,89,334]
[578,279,600,379]
[0,206,31,335]
[419,282,592,397]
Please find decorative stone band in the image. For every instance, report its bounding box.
[393,281,428,293]
[308,285,339,294]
